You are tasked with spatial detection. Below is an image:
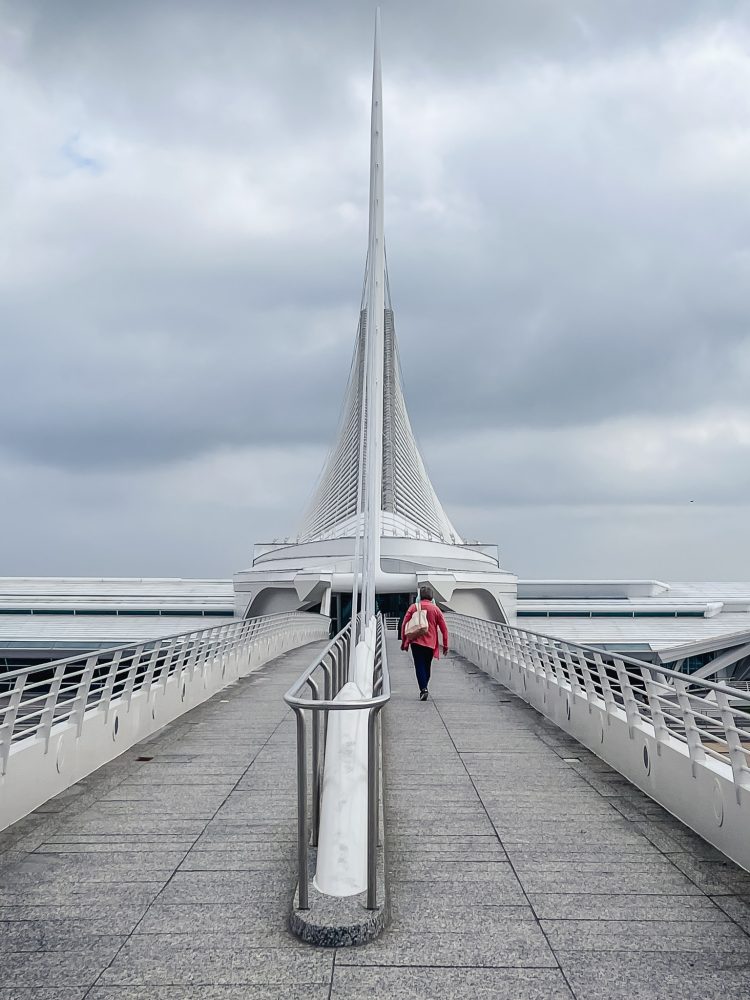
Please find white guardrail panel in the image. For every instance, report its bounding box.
[446,613,750,872]
[0,612,330,831]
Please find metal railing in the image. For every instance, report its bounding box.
[446,613,750,791]
[0,611,329,775]
[284,614,391,910]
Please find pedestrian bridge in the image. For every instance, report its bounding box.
[1,610,749,997]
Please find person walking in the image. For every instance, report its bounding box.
[401,584,449,701]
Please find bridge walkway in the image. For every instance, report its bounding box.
[1,639,750,998]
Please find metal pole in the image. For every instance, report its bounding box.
[293,708,309,910]
[307,678,320,847]
[321,659,332,754]
[367,705,379,909]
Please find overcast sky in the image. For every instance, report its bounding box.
[2,1,749,580]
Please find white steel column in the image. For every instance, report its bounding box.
[314,11,385,898]
[361,7,385,623]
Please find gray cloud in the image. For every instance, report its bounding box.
[1,0,749,576]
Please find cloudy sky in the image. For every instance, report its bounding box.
[2,1,749,580]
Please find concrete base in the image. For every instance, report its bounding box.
[290,713,390,947]
[290,845,389,947]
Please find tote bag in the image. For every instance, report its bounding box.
[405,599,429,640]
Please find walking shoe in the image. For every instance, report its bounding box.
[419,688,428,701]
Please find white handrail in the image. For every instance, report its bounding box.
[0,611,330,831]
[446,612,750,871]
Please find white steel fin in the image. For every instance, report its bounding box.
[299,11,460,548]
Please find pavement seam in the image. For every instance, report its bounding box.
[328,946,337,998]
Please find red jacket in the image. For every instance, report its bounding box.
[401,600,449,659]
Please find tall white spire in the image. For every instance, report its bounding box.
[298,10,461,552]
[360,8,385,621]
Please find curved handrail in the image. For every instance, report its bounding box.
[445,611,750,790]
[284,614,391,912]
[446,611,750,702]
[0,610,311,684]
[284,620,391,711]
[0,612,329,770]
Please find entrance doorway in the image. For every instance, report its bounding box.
[329,592,414,635]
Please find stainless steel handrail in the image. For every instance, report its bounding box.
[283,614,391,910]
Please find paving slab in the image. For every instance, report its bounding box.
[88,988,329,1000]
[528,892,731,921]
[336,920,558,968]
[711,894,750,933]
[330,967,574,999]
[558,952,750,999]
[541,918,750,952]
[0,990,88,1000]
[98,935,333,986]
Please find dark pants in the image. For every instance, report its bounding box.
[411,643,434,691]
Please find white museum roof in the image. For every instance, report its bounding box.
[0,578,235,654]
[516,580,750,652]
[1,576,749,657]
[517,614,750,652]
[0,615,234,653]
[0,577,234,610]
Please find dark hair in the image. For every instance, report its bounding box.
[419,584,434,602]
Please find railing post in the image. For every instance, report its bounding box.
[320,656,332,753]
[593,651,617,719]
[641,666,670,753]
[156,642,179,693]
[140,642,163,697]
[122,645,146,709]
[184,633,202,683]
[169,639,191,692]
[673,678,705,774]
[39,660,68,751]
[71,654,99,736]
[562,646,581,694]
[523,632,544,682]
[530,636,553,687]
[101,649,124,720]
[715,688,750,799]
[367,705,379,910]
[307,678,321,847]
[510,630,526,679]
[576,649,598,710]
[294,707,309,910]
[614,658,642,738]
[334,645,342,695]
[1,674,27,775]
[198,627,217,680]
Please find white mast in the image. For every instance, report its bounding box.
[360,7,385,624]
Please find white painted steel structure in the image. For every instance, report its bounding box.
[298,21,455,555]
[0,611,329,831]
[284,615,390,912]
[233,14,515,624]
[298,310,458,548]
[286,15,391,914]
[447,613,750,871]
